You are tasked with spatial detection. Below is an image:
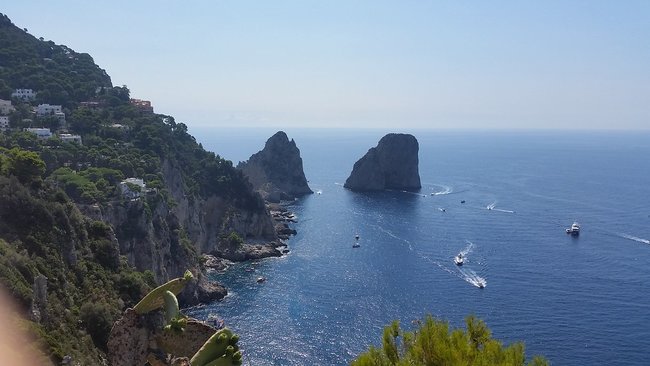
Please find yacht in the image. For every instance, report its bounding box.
[566,222,580,236]
[454,254,464,266]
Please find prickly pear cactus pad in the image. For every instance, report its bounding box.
[155,320,219,358]
[107,308,150,366]
[134,270,194,314]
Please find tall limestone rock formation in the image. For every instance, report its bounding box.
[344,133,421,192]
[238,131,313,202]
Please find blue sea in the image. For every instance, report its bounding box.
[189,128,650,366]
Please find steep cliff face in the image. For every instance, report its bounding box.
[344,133,421,192]
[79,198,195,283]
[78,159,278,285]
[238,131,312,202]
[162,160,277,254]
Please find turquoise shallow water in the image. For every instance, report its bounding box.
[189,129,650,365]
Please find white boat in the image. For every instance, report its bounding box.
[566,222,580,236]
[352,243,360,248]
[454,254,464,266]
[206,314,225,329]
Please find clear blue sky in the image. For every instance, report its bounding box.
[4,1,649,129]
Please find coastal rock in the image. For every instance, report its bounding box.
[238,131,312,202]
[344,133,421,192]
[178,273,227,305]
[214,242,282,262]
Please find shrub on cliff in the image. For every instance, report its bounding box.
[80,300,116,351]
[352,315,548,366]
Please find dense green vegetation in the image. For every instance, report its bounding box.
[0,13,265,364]
[0,172,155,363]
[352,315,548,366]
[0,13,111,107]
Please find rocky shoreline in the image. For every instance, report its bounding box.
[193,130,309,305]
[197,202,298,302]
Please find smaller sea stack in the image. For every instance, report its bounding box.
[344,133,421,192]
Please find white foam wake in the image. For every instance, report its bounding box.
[459,240,474,257]
[457,267,486,288]
[372,225,486,288]
[619,233,650,245]
[431,185,452,196]
[486,201,514,213]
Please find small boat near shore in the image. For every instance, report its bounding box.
[566,222,580,236]
[206,314,225,329]
[454,254,464,266]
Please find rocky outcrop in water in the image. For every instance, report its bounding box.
[238,131,312,202]
[344,133,421,192]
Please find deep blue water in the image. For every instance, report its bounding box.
[189,128,650,365]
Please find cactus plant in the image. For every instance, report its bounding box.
[108,270,243,366]
[133,270,194,314]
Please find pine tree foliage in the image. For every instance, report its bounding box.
[352,315,548,366]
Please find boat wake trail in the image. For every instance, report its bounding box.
[374,225,415,251]
[371,224,486,288]
[457,267,487,288]
[459,240,474,256]
[618,233,650,245]
[431,185,452,196]
[486,201,515,213]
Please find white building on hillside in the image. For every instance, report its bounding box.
[0,116,9,131]
[36,104,62,116]
[59,133,82,145]
[25,128,52,139]
[0,99,14,115]
[119,178,147,199]
[12,89,37,101]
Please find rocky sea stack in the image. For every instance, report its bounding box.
[238,131,313,202]
[344,133,421,192]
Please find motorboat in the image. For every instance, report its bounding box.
[566,222,580,236]
[477,282,485,289]
[206,314,225,329]
[460,200,466,204]
[454,254,464,266]
[355,234,360,240]
[256,276,266,283]
[352,243,360,248]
